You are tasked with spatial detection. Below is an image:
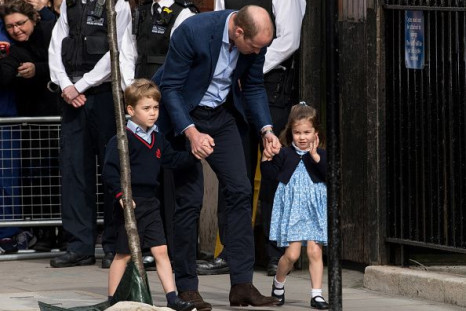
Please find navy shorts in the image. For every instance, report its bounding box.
[114,196,166,254]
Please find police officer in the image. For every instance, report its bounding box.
[196,0,306,276]
[119,0,197,269]
[120,0,197,87]
[48,0,131,268]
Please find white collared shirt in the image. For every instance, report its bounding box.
[127,119,158,144]
[198,12,238,108]
[48,0,132,93]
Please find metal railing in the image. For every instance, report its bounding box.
[384,1,466,258]
[0,117,104,228]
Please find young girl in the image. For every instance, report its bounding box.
[260,102,328,310]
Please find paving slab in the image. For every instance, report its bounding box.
[364,265,466,308]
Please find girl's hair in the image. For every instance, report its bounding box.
[279,101,321,147]
[0,0,39,23]
[124,78,161,108]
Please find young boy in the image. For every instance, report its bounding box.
[102,79,196,311]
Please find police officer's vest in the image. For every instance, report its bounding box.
[62,0,109,78]
[134,0,197,79]
[224,0,275,36]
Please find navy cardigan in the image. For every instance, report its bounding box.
[260,146,327,185]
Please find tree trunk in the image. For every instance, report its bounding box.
[106,0,146,283]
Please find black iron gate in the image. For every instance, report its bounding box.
[384,1,466,258]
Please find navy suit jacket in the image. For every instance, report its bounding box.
[153,10,272,135]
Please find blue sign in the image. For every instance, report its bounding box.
[405,11,425,69]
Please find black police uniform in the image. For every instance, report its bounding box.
[133,0,198,79]
[59,0,117,257]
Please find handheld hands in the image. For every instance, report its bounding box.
[62,85,87,108]
[262,130,281,161]
[184,126,215,159]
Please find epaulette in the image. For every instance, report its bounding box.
[174,0,199,13]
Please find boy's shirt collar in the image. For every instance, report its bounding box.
[127,119,158,144]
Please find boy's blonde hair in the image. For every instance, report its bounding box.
[124,79,161,108]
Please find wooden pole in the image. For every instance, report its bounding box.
[106,0,146,283]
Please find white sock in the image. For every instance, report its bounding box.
[311,288,325,302]
[273,276,285,295]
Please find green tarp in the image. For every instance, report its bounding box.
[38,261,152,311]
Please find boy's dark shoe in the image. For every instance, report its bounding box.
[167,297,195,311]
[50,251,96,268]
[101,252,115,269]
[229,283,280,307]
[311,296,329,309]
[271,283,285,306]
[178,290,212,311]
[196,257,229,275]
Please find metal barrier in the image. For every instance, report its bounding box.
[0,116,104,228]
[384,1,466,261]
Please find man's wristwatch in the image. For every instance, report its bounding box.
[261,128,274,137]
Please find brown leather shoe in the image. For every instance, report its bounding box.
[178,290,212,311]
[229,282,280,307]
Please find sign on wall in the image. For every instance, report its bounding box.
[405,11,425,70]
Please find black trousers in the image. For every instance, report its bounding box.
[171,105,254,291]
[59,88,116,255]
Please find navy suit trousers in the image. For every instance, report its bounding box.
[171,105,255,291]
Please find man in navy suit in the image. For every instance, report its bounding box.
[153,5,280,310]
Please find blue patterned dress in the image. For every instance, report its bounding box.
[269,149,328,247]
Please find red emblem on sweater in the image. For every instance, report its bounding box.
[156,149,161,158]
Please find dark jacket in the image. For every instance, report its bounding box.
[0,20,59,116]
[260,146,327,185]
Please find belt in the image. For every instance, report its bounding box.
[196,105,224,111]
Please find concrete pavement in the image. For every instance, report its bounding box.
[0,256,464,311]
[364,265,466,308]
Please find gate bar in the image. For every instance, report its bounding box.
[384,5,466,12]
[326,0,342,310]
